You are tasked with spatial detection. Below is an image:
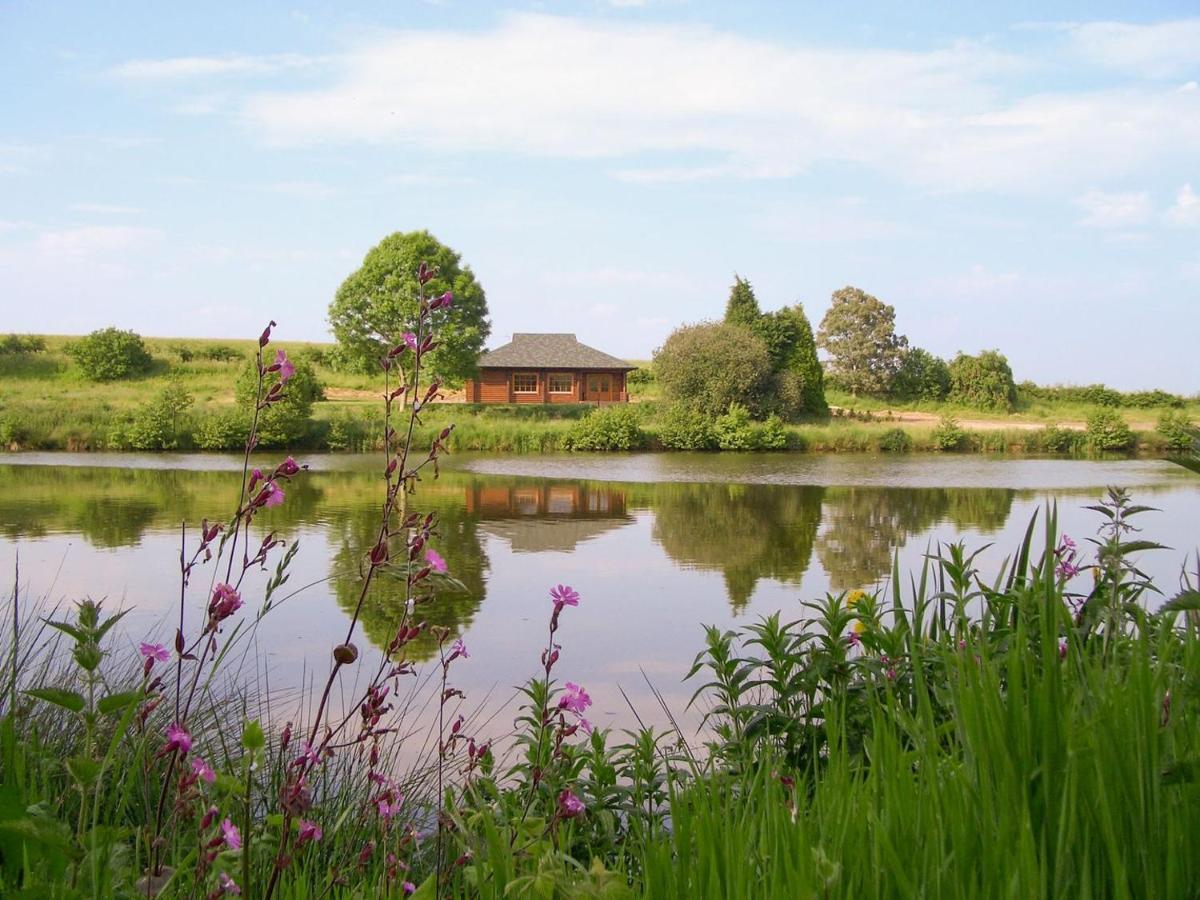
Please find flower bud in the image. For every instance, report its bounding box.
[333,643,359,665]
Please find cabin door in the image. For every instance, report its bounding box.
[585,373,614,402]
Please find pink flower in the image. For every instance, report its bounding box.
[164,722,192,755]
[558,682,592,715]
[1055,535,1081,580]
[274,349,296,384]
[402,883,416,896]
[1059,640,1068,660]
[297,819,323,845]
[140,642,169,663]
[550,584,580,609]
[259,320,276,348]
[377,797,404,820]
[209,583,243,622]
[425,548,447,574]
[577,717,593,735]
[258,481,285,508]
[557,789,585,818]
[402,332,418,351]
[219,872,241,895]
[221,818,242,850]
[191,756,216,784]
[449,638,469,661]
[276,456,301,477]
[431,290,453,310]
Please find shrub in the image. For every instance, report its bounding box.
[0,334,46,354]
[1156,410,1196,452]
[890,347,950,402]
[947,350,1016,411]
[654,322,772,417]
[931,415,966,451]
[755,414,789,450]
[563,406,647,451]
[234,354,323,447]
[168,342,195,362]
[66,327,153,381]
[1085,408,1136,452]
[655,404,716,450]
[626,367,655,389]
[1126,389,1184,409]
[123,381,194,450]
[193,410,250,451]
[878,427,912,452]
[198,344,245,362]
[1034,424,1079,454]
[713,403,757,450]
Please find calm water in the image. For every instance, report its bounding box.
[1,452,1197,740]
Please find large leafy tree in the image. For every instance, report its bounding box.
[329,230,490,383]
[654,322,773,417]
[817,286,908,396]
[947,350,1017,411]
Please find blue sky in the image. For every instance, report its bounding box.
[2,2,1198,390]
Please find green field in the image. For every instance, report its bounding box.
[0,336,1195,455]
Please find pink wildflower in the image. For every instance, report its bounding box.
[276,456,301,477]
[425,548,447,574]
[164,722,192,755]
[297,819,323,845]
[221,818,242,850]
[209,583,243,622]
[259,320,276,348]
[550,584,580,609]
[259,481,285,508]
[274,349,295,384]
[219,872,241,895]
[1059,640,1068,660]
[431,290,453,309]
[140,642,169,663]
[1055,534,1081,580]
[558,682,592,715]
[377,797,404,820]
[558,789,585,818]
[402,332,418,351]
[191,756,216,784]
[577,717,593,735]
[449,637,469,661]
[402,883,416,896]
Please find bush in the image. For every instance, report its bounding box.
[947,350,1016,411]
[1034,424,1079,454]
[66,327,154,381]
[1156,410,1196,452]
[890,347,950,402]
[655,404,716,450]
[563,406,647,451]
[168,342,195,362]
[1085,408,1136,453]
[198,344,244,363]
[755,414,789,450]
[931,416,966,451]
[193,410,250,451]
[713,403,757,450]
[626,367,655,389]
[878,428,912,452]
[0,334,46,355]
[122,382,194,450]
[234,355,323,447]
[654,322,773,417]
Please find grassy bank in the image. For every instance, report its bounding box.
[0,336,1194,456]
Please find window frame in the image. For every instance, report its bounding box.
[547,372,574,394]
[512,372,539,394]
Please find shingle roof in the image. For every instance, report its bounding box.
[477,333,635,370]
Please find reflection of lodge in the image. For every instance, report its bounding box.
[466,482,633,553]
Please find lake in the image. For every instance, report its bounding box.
[1,452,1196,745]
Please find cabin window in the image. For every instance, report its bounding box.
[586,374,612,394]
[548,372,574,393]
[512,372,538,393]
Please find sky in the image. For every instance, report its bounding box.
[1,1,1198,391]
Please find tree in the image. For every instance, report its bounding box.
[816,286,907,396]
[67,327,153,381]
[947,350,1016,411]
[328,230,490,384]
[724,275,762,328]
[653,322,773,417]
[235,354,324,447]
[760,304,827,416]
[890,347,951,402]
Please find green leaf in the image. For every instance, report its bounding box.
[1160,590,1200,615]
[42,619,88,643]
[67,755,102,788]
[25,687,85,713]
[241,719,265,752]
[97,690,142,716]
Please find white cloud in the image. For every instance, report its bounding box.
[70,203,144,215]
[260,180,339,199]
[111,53,322,80]
[1065,19,1200,78]
[1166,182,1200,226]
[30,225,161,258]
[1075,189,1151,228]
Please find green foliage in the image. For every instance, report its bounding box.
[197,343,244,363]
[118,381,194,450]
[1016,381,1184,410]
[723,275,762,328]
[757,305,827,418]
[755,414,789,450]
[626,367,655,389]
[877,427,912,452]
[1085,408,1136,452]
[1033,424,1081,455]
[890,347,950,402]
[655,404,717,450]
[329,229,490,383]
[931,415,966,451]
[193,409,250,451]
[654,322,773,418]
[0,334,46,355]
[816,286,907,396]
[947,349,1017,411]
[713,403,757,450]
[1155,410,1196,452]
[563,406,648,451]
[66,327,154,381]
[234,355,324,447]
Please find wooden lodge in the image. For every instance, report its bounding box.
[463,333,635,404]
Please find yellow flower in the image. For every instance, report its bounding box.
[846,590,867,609]
[852,619,866,634]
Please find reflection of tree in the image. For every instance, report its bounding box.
[650,483,825,612]
[817,487,1014,591]
[327,484,488,663]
